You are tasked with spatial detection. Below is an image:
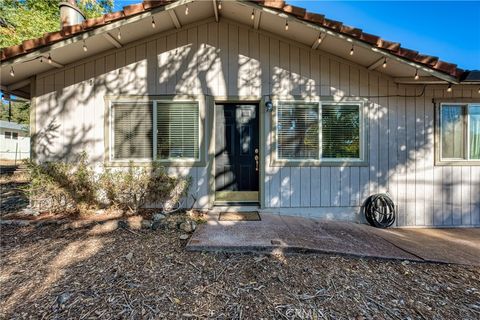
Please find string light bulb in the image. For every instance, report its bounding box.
[414,69,419,80]
[218,1,222,10]
[40,57,43,63]
[83,40,88,52]
[185,4,189,15]
[382,57,387,68]
[117,28,121,40]
[151,16,156,28]
[10,66,14,77]
[251,10,255,20]
[285,20,289,31]
[48,54,52,64]
[478,88,480,94]
[447,83,452,92]
[317,33,322,44]
[350,45,354,56]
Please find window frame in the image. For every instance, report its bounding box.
[4,131,12,139]
[107,98,203,166]
[437,102,480,165]
[272,99,367,167]
[11,132,18,140]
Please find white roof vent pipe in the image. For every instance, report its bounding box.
[59,1,86,28]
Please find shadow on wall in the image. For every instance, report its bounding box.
[34,20,479,225]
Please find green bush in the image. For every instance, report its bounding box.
[25,152,97,213]
[25,153,191,214]
[98,163,191,212]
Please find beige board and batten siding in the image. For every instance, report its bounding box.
[32,18,480,226]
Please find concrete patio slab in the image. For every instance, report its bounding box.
[186,213,480,266]
[367,227,480,266]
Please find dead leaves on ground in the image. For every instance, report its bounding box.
[0,224,479,319]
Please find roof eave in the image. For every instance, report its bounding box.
[242,1,460,84]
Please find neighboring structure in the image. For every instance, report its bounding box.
[0,120,30,161]
[1,0,479,227]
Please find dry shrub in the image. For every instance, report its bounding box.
[98,162,190,212]
[25,152,97,213]
[25,153,191,214]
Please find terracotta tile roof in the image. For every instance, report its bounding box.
[0,0,471,79]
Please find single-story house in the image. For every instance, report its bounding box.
[1,0,479,227]
[0,120,30,161]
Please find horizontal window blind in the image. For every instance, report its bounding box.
[113,103,153,159]
[277,103,319,160]
[321,105,360,159]
[157,103,199,159]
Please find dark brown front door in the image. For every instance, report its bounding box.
[215,103,259,202]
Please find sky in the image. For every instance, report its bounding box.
[113,0,480,70]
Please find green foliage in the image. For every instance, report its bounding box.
[25,152,98,212]
[25,153,191,214]
[0,100,30,125]
[0,0,114,48]
[99,162,191,212]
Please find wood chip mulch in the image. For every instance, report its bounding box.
[1,222,479,320]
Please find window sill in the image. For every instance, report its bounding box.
[435,159,480,166]
[105,159,206,167]
[271,159,368,167]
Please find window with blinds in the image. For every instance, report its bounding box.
[276,102,362,161]
[157,103,199,159]
[321,104,360,159]
[113,102,153,159]
[277,103,319,159]
[110,101,200,162]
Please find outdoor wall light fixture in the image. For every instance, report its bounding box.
[317,33,323,44]
[265,100,274,112]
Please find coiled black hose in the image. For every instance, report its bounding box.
[364,193,396,228]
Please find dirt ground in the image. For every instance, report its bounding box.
[0,176,29,216]
[1,221,479,320]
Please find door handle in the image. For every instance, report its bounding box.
[255,155,259,171]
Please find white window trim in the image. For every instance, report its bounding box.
[109,99,201,163]
[273,100,366,166]
[438,102,480,163]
